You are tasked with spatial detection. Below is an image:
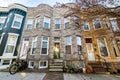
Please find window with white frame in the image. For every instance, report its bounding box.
[2,59,10,65]
[110,18,119,31]
[0,33,5,45]
[29,61,34,68]
[76,36,82,54]
[111,40,119,57]
[12,14,23,29]
[26,19,33,30]
[43,17,50,29]
[41,36,49,55]
[39,60,48,68]
[74,16,80,27]
[0,17,6,30]
[65,36,71,54]
[64,17,70,29]
[93,18,102,29]
[34,17,40,28]
[83,20,90,31]
[4,34,18,53]
[97,38,109,57]
[5,13,12,28]
[55,18,61,29]
[31,37,37,55]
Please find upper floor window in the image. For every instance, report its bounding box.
[64,17,70,29]
[26,19,33,30]
[34,17,40,28]
[110,18,119,31]
[74,16,80,27]
[12,14,23,29]
[0,33,5,45]
[55,18,61,29]
[93,18,102,29]
[31,36,37,55]
[83,20,90,31]
[0,17,6,30]
[41,36,49,55]
[43,17,50,29]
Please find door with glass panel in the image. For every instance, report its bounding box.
[86,38,95,61]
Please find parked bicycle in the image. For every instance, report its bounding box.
[9,48,30,75]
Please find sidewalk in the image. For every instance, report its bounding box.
[0,72,120,80]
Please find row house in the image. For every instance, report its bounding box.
[0,4,27,69]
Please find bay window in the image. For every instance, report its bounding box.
[12,14,23,29]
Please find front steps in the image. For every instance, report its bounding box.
[88,62,109,73]
[49,59,63,72]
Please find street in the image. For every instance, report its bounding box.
[0,72,120,80]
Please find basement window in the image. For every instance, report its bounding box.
[39,60,48,69]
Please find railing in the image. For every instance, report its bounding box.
[96,54,109,72]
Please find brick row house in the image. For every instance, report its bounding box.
[0,4,27,69]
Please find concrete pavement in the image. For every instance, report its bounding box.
[0,72,46,80]
[0,72,120,80]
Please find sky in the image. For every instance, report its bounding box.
[0,0,73,7]
[0,0,120,7]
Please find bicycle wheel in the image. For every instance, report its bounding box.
[9,64,18,75]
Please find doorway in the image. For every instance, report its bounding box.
[85,38,95,61]
[54,43,60,59]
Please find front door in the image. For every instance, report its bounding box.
[54,43,60,59]
[86,38,95,61]
[20,40,29,59]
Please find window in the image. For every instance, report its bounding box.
[2,60,10,65]
[26,19,33,30]
[83,20,90,31]
[64,17,70,29]
[29,61,34,68]
[65,36,71,54]
[39,60,48,68]
[41,36,49,55]
[4,34,18,54]
[12,14,23,29]
[116,37,120,52]
[31,37,37,55]
[0,17,6,30]
[76,36,82,54]
[110,18,119,31]
[34,17,40,28]
[97,38,110,57]
[0,33,5,45]
[43,17,50,29]
[54,37,60,42]
[55,18,61,29]
[74,16,80,27]
[5,13,12,28]
[93,18,102,29]
[111,40,119,57]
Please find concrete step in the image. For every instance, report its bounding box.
[49,66,63,69]
[50,59,63,63]
[49,62,63,66]
[49,69,63,72]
